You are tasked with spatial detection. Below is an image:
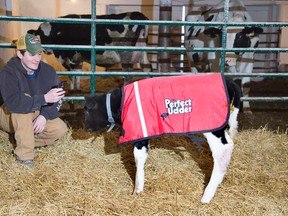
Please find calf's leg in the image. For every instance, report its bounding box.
[69,76,75,91]
[228,107,239,139]
[201,131,234,203]
[133,140,149,194]
[242,80,251,113]
[74,69,81,91]
[238,57,253,113]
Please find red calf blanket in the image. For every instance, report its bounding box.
[119,73,229,145]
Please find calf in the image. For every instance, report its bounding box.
[185,0,263,112]
[28,12,151,91]
[84,74,242,203]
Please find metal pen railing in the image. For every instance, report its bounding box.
[0,0,288,103]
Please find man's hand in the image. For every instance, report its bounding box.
[33,115,47,134]
[44,88,65,103]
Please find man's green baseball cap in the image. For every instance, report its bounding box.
[16,33,44,55]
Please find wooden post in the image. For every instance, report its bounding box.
[158,0,172,72]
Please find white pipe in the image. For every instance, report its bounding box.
[5,0,12,15]
[180,5,186,73]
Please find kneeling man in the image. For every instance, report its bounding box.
[0,33,68,168]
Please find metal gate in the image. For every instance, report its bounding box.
[0,0,288,103]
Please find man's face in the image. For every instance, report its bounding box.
[17,50,42,72]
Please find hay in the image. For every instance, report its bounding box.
[0,128,287,215]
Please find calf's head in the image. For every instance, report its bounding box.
[84,89,122,132]
[204,25,263,67]
[84,94,109,132]
[226,26,263,67]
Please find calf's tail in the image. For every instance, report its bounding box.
[225,78,243,139]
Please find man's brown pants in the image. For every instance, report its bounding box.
[0,105,68,160]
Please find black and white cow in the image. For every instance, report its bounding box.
[28,12,151,91]
[84,77,242,203]
[185,0,263,112]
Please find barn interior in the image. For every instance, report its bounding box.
[0,0,287,215]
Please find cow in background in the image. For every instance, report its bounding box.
[28,12,151,92]
[185,0,263,112]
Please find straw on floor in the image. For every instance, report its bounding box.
[0,127,287,215]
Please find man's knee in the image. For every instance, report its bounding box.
[54,118,68,139]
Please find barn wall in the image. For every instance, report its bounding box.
[0,0,20,66]
[278,3,288,66]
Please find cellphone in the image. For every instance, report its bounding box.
[58,81,67,89]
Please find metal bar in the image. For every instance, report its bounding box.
[63,96,85,102]
[62,96,288,103]
[220,0,229,74]
[1,15,288,27]
[90,0,96,95]
[56,71,288,78]
[241,97,288,102]
[3,43,288,53]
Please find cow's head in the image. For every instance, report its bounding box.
[84,89,122,132]
[203,25,263,67]
[226,26,263,67]
[203,26,263,48]
[232,27,263,51]
[28,23,54,54]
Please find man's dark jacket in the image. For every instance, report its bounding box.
[0,57,62,120]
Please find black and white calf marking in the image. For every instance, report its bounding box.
[28,12,151,91]
[185,0,263,112]
[84,76,242,203]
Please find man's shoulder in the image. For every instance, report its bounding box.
[3,57,19,67]
[0,57,19,74]
[40,61,54,69]
[40,61,56,73]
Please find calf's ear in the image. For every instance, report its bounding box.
[253,27,264,35]
[27,29,36,35]
[243,27,264,35]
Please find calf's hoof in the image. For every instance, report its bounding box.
[133,187,143,194]
[201,196,212,204]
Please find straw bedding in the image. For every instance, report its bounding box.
[0,126,287,215]
[0,72,287,215]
